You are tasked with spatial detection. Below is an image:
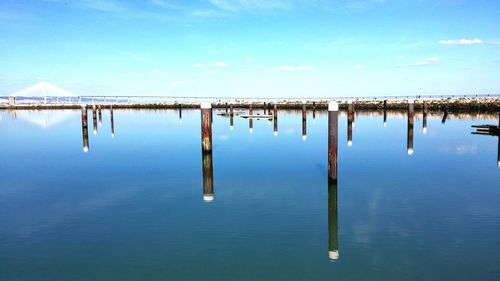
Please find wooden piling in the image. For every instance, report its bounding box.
[408,101,414,155]
[423,102,428,134]
[383,100,387,126]
[328,102,339,180]
[249,103,253,133]
[328,178,339,261]
[81,105,89,152]
[230,104,234,130]
[302,103,307,140]
[273,103,278,136]
[110,105,115,138]
[92,104,98,135]
[347,110,353,147]
[178,104,182,120]
[98,104,102,126]
[201,103,212,152]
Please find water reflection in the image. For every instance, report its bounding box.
[81,106,89,152]
[302,103,307,141]
[110,106,115,138]
[92,105,98,135]
[328,178,339,261]
[408,102,414,155]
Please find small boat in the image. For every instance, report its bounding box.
[240,114,273,120]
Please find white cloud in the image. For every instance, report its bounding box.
[212,61,229,67]
[396,57,439,67]
[193,63,204,68]
[269,66,314,71]
[439,38,482,45]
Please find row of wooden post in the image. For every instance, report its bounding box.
[81,104,114,153]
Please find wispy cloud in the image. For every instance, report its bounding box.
[168,80,186,87]
[269,66,314,71]
[209,0,290,12]
[212,61,229,67]
[396,57,439,67]
[193,63,204,68]
[353,64,364,69]
[151,0,180,9]
[439,38,482,45]
[77,0,125,13]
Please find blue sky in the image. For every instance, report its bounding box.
[0,0,499,97]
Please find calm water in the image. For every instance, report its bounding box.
[1,108,500,281]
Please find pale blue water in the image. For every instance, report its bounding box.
[1,109,499,281]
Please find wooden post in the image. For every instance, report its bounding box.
[273,103,278,136]
[81,105,89,152]
[263,102,267,115]
[230,104,234,130]
[328,178,339,261]
[225,102,228,113]
[249,102,253,133]
[110,105,115,138]
[348,100,356,128]
[201,103,212,152]
[423,101,428,134]
[347,104,353,147]
[178,104,182,121]
[201,102,214,202]
[302,102,307,140]
[442,106,448,124]
[408,101,414,155]
[92,104,98,135]
[328,102,339,181]
[98,104,102,126]
[383,100,387,126]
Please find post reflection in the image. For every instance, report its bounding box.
[408,101,414,155]
[423,101,428,134]
[383,99,387,127]
[249,103,253,133]
[302,103,307,141]
[81,105,89,153]
[229,104,234,130]
[328,178,339,261]
[202,151,214,202]
[178,105,182,122]
[273,103,278,136]
[347,111,353,147]
[92,104,98,135]
[110,106,115,138]
[98,105,102,126]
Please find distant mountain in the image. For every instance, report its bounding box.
[10,82,77,97]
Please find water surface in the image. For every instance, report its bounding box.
[1,108,499,281]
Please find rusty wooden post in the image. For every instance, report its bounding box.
[328,102,339,181]
[201,102,212,152]
[328,177,339,261]
[249,102,253,133]
[302,102,307,140]
[81,105,89,153]
[202,150,214,202]
[110,105,115,138]
[408,101,414,155]
[98,104,102,126]
[92,104,98,135]
[273,103,278,136]
[229,104,234,130]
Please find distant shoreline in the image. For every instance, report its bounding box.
[1,96,498,112]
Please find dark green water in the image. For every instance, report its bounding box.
[1,108,499,281]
